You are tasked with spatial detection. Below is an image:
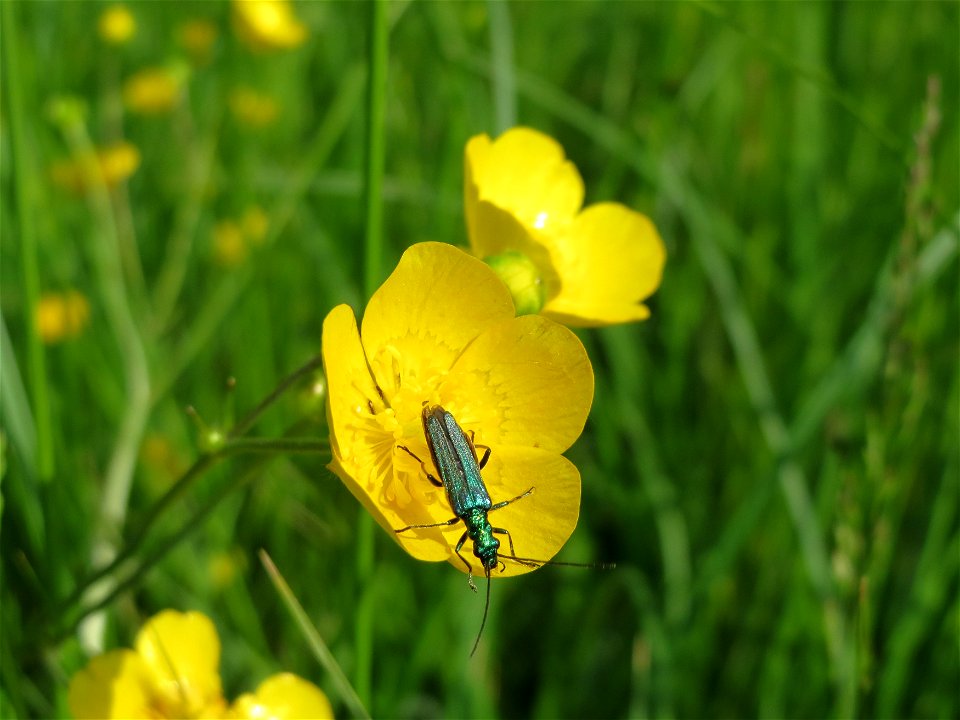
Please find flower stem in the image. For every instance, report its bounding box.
[2,1,54,484]
[52,431,329,644]
[356,0,390,706]
[56,355,327,620]
[487,0,517,132]
[261,551,372,720]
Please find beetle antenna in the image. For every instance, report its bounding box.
[499,553,616,570]
[470,567,492,657]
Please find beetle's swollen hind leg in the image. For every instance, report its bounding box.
[455,530,477,592]
[491,526,518,559]
[397,445,442,487]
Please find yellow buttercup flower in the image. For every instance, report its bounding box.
[98,4,136,45]
[228,673,334,720]
[465,127,667,327]
[322,242,593,576]
[50,141,140,193]
[232,0,307,52]
[68,610,225,719]
[68,610,333,720]
[35,291,91,343]
[123,67,184,114]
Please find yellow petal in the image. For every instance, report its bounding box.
[232,0,307,51]
[228,673,334,720]
[400,446,581,578]
[544,202,666,327]
[134,610,224,718]
[68,650,154,720]
[465,127,584,245]
[322,304,415,549]
[443,314,593,453]
[360,242,515,393]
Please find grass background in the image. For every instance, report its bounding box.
[2,1,958,718]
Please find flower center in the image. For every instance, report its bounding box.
[345,344,453,515]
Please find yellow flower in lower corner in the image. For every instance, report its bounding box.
[232,0,307,52]
[465,126,667,327]
[322,242,593,577]
[69,610,225,719]
[68,610,333,720]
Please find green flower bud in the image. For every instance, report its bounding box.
[484,251,545,316]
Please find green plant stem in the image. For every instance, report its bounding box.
[355,0,389,707]
[487,0,517,132]
[57,430,328,619]
[260,551,372,720]
[2,1,53,484]
[54,113,153,655]
[53,433,329,644]
[229,355,323,438]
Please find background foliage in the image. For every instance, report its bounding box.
[2,1,957,718]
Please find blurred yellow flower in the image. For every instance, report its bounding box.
[98,4,136,45]
[465,127,667,327]
[35,291,90,344]
[228,673,334,720]
[322,242,593,576]
[208,549,247,590]
[178,19,219,64]
[123,67,183,114]
[229,87,280,128]
[68,610,333,720]
[213,219,248,267]
[212,207,270,266]
[241,205,269,245]
[232,0,307,51]
[68,610,225,719]
[50,141,140,193]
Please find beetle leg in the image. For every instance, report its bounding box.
[489,486,534,512]
[491,526,517,558]
[455,530,477,592]
[397,445,442,487]
[395,516,460,533]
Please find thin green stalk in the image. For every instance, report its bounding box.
[53,433,330,644]
[150,67,364,404]
[152,105,219,333]
[260,551,372,720]
[2,1,54,483]
[355,0,390,706]
[54,112,152,655]
[58,350,327,615]
[487,0,517,132]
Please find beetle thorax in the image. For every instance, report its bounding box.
[466,509,500,570]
